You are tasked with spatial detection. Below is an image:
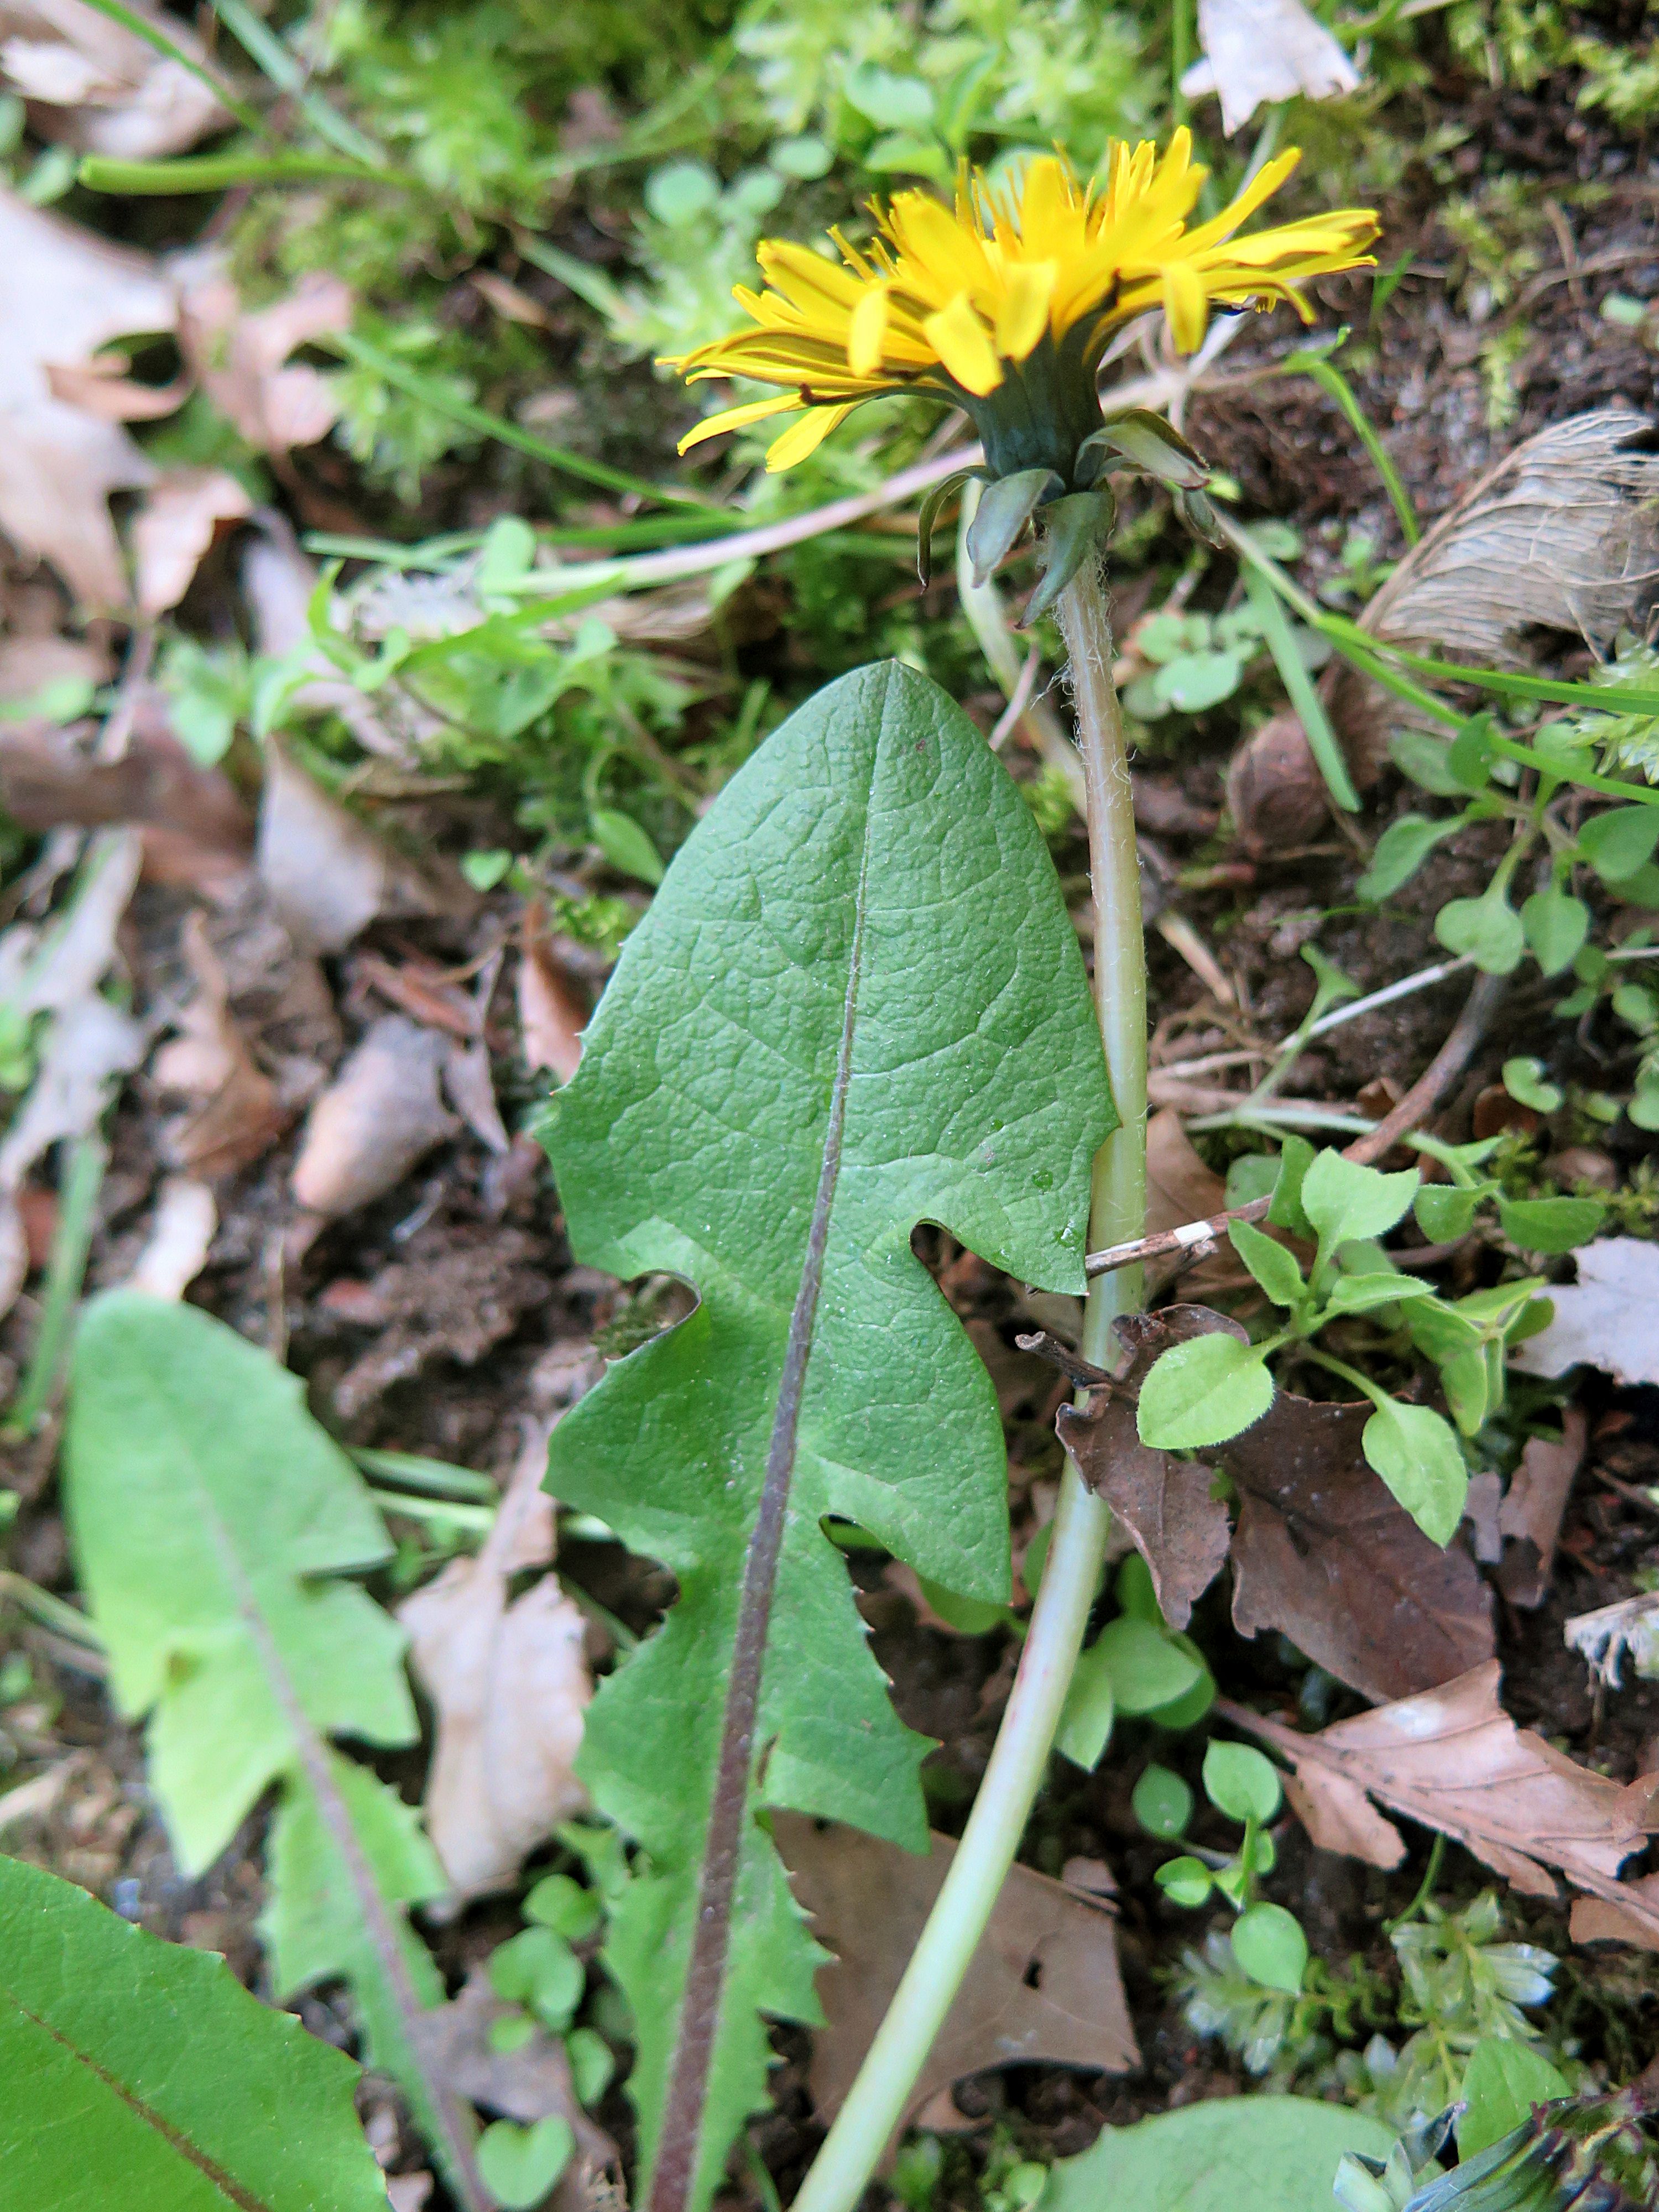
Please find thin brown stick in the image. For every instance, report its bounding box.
[1083,969,1507,1279]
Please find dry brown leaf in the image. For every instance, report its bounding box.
[291,1014,459,1217]
[776,1814,1137,2143]
[121,1175,216,1299]
[44,353,187,420]
[385,2178,433,2212]
[1182,0,1359,133]
[256,742,437,954]
[1512,1239,1659,1389]
[0,696,254,900]
[444,1037,511,1157]
[1495,1407,1587,1609]
[0,633,108,705]
[175,255,350,455]
[0,0,229,159]
[400,1425,590,1898]
[1224,1390,1494,1703]
[1365,413,1659,664]
[518,914,588,1085]
[0,828,144,1313]
[131,464,252,617]
[1055,1305,1234,1631]
[0,184,171,603]
[152,911,285,1177]
[1220,1663,1659,1942]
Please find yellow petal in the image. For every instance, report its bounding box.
[994,259,1056,358]
[1180,149,1302,255]
[848,284,891,377]
[922,292,1003,395]
[765,404,854,472]
[1161,259,1209,354]
[677,393,809,454]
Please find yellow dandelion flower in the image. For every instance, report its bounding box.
[667,133,1378,482]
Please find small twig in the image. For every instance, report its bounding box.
[988,647,1042,752]
[1303,954,1474,1041]
[1084,967,1507,1277]
[1346,969,1507,1164]
[1012,1332,1113,1389]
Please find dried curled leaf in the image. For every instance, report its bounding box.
[1223,1663,1659,1945]
[1364,413,1659,663]
[400,1425,591,1901]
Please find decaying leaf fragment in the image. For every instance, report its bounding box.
[0,828,145,1315]
[0,184,170,603]
[1494,1409,1586,1609]
[257,743,439,956]
[291,1015,459,1217]
[1055,1305,1233,1632]
[1512,1238,1659,1389]
[152,911,286,1177]
[0,0,231,160]
[1224,1388,1494,1703]
[1181,0,1359,134]
[775,1814,1136,2142]
[1221,1664,1659,1945]
[1364,414,1659,664]
[400,1425,591,1900]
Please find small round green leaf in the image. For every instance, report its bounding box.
[1357,815,1455,904]
[476,2115,575,2210]
[1055,1638,1116,1770]
[1152,650,1243,714]
[1579,804,1659,883]
[1300,1151,1419,1250]
[524,1874,603,1942]
[1520,887,1589,976]
[1495,1194,1605,1254]
[1435,889,1525,974]
[1094,1616,1203,1715]
[1361,1399,1467,1546]
[1230,1902,1308,1994]
[1155,1855,1214,1907]
[1203,1741,1282,1824]
[644,160,720,225]
[1136,1334,1274,1450]
[1413,1181,1483,1241]
[1501,1056,1563,1113]
[567,2025,617,2107]
[1133,1762,1194,1838]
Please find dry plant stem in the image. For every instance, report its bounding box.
[791,565,1140,2212]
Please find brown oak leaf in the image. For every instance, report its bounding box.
[776,1814,1136,2150]
[1224,1391,1494,1702]
[1218,1665,1659,1945]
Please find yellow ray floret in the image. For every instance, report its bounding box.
[667,133,1378,474]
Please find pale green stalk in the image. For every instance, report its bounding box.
[791,562,1144,2212]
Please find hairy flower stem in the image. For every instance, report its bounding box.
[790,563,1145,2212]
